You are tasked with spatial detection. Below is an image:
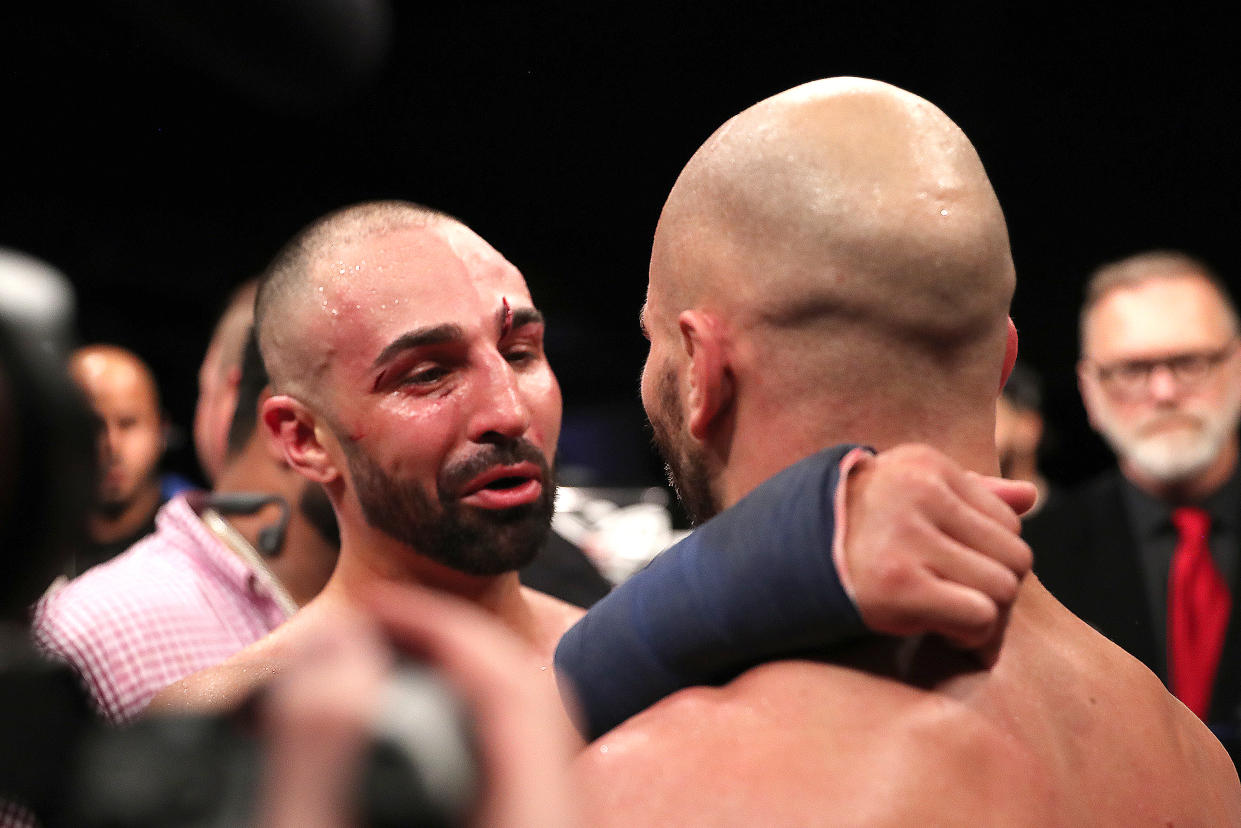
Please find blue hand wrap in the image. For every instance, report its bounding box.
[554,445,866,740]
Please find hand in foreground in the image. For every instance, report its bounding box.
[838,444,1036,663]
[256,583,577,828]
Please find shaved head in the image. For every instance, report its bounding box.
[643,78,1019,514]
[69,344,165,510]
[69,345,161,409]
[255,201,451,410]
[254,199,561,577]
[650,77,1014,406]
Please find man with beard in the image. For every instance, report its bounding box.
[34,332,341,723]
[1026,251,1241,760]
[151,202,585,716]
[567,79,1240,823]
[151,200,1036,727]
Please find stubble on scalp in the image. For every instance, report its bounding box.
[254,201,453,410]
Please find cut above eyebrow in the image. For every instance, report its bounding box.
[506,306,544,332]
[370,323,465,371]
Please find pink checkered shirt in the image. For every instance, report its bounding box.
[31,495,293,725]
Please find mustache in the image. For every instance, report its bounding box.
[1137,412,1206,434]
[439,439,550,496]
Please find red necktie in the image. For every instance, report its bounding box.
[1168,506,1231,719]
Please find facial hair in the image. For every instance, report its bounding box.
[648,365,718,526]
[342,437,554,576]
[1095,390,1241,484]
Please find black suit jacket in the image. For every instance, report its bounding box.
[1025,469,1241,739]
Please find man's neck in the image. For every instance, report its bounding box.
[326,525,537,641]
[720,397,1000,510]
[1121,436,1239,504]
[89,481,161,544]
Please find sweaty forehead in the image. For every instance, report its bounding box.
[303,224,532,355]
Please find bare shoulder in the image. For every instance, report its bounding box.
[574,592,1241,827]
[574,659,940,827]
[146,598,339,717]
[521,586,587,648]
[146,639,280,716]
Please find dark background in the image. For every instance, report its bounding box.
[2,2,1238,491]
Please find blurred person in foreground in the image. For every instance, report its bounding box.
[1028,251,1241,758]
[564,79,1241,824]
[0,249,94,826]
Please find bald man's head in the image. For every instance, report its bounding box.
[255,201,451,410]
[69,344,165,510]
[650,77,1014,398]
[643,79,1018,516]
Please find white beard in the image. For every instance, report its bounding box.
[1096,396,1241,484]
[1119,420,1229,482]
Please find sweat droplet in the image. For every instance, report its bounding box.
[939,209,950,216]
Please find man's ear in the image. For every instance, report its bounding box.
[261,394,340,484]
[678,309,733,441]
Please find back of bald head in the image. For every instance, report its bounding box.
[255,200,451,404]
[653,77,1014,400]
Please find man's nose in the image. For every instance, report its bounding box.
[1147,363,1181,402]
[468,356,532,443]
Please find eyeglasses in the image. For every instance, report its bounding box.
[1090,339,1239,398]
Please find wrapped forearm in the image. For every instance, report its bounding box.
[554,445,864,740]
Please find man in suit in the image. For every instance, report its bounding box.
[1027,250,1241,757]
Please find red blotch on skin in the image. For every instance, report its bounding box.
[501,296,513,339]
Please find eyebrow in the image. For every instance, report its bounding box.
[369,308,547,376]
[505,306,545,334]
[370,323,465,372]
[494,301,545,338]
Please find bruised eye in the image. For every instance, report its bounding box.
[505,347,536,365]
[401,366,449,386]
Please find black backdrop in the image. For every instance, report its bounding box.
[3,2,1238,490]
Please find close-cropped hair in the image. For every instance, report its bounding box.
[253,200,453,395]
[225,328,267,458]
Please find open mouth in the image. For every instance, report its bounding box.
[459,463,544,509]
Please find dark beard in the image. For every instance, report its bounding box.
[342,437,554,576]
[648,366,718,526]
